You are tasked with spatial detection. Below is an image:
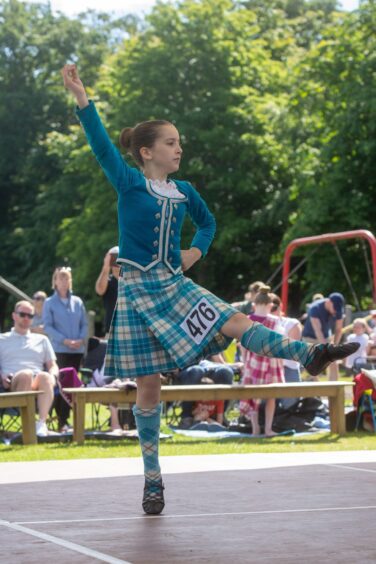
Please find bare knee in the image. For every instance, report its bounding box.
[11,370,33,391]
[136,374,161,408]
[34,371,55,391]
[221,312,252,340]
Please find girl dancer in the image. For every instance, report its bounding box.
[61,64,359,515]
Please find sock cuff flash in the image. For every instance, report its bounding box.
[133,403,162,418]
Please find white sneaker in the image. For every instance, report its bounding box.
[36,420,49,437]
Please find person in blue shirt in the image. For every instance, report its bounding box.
[302,292,345,380]
[43,266,88,430]
[61,64,358,515]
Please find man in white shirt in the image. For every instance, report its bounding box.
[0,300,58,437]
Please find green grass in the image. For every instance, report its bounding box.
[0,428,375,463]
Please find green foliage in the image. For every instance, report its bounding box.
[0,0,132,322]
[1,0,374,327]
[283,0,376,305]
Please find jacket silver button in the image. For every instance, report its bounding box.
[171,230,174,236]
[158,200,162,206]
[168,257,172,261]
[172,217,177,223]
[170,244,173,250]
[174,204,178,209]
[152,254,158,260]
[154,226,159,233]
[153,240,158,247]
[155,213,161,219]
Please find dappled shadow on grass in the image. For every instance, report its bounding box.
[165,435,342,447]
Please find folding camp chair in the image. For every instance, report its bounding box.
[0,385,23,440]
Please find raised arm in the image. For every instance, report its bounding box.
[61,64,140,192]
[61,64,89,109]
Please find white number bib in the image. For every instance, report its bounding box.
[180,298,220,344]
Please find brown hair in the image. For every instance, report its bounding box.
[248,280,265,294]
[270,293,282,313]
[254,285,272,306]
[119,120,172,167]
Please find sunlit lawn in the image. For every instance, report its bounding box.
[1,419,375,464]
[0,431,375,463]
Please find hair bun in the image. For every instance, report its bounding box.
[119,127,133,150]
[259,285,271,294]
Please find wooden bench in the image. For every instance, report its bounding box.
[0,391,42,444]
[65,381,352,444]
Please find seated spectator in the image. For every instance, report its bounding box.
[345,318,369,370]
[192,396,225,427]
[30,291,47,334]
[0,300,58,437]
[177,354,237,386]
[176,353,240,428]
[232,280,265,316]
[239,286,284,436]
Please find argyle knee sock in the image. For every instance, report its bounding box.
[133,403,162,483]
[241,322,321,365]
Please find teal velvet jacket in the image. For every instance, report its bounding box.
[76,102,216,274]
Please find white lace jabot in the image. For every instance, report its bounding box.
[149,179,185,199]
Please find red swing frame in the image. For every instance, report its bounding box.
[281,229,376,312]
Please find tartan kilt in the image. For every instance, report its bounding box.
[105,264,237,379]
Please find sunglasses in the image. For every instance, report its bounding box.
[15,311,34,319]
[33,296,45,301]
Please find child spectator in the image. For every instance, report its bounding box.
[345,318,369,370]
[239,286,284,436]
[192,397,225,426]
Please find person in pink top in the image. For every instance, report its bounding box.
[240,286,284,436]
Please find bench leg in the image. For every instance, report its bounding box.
[329,387,346,435]
[20,397,37,445]
[73,395,86,445]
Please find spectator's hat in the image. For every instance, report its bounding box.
[329,292,345,316]
[108,245,119,256]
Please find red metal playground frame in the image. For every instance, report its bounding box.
[281,230,376,312]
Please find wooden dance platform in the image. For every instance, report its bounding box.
[0,452,375,563]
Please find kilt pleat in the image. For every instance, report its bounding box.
[105,264,237,378]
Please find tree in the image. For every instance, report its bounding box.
[282,1,376,306]
[0,0,134,325]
